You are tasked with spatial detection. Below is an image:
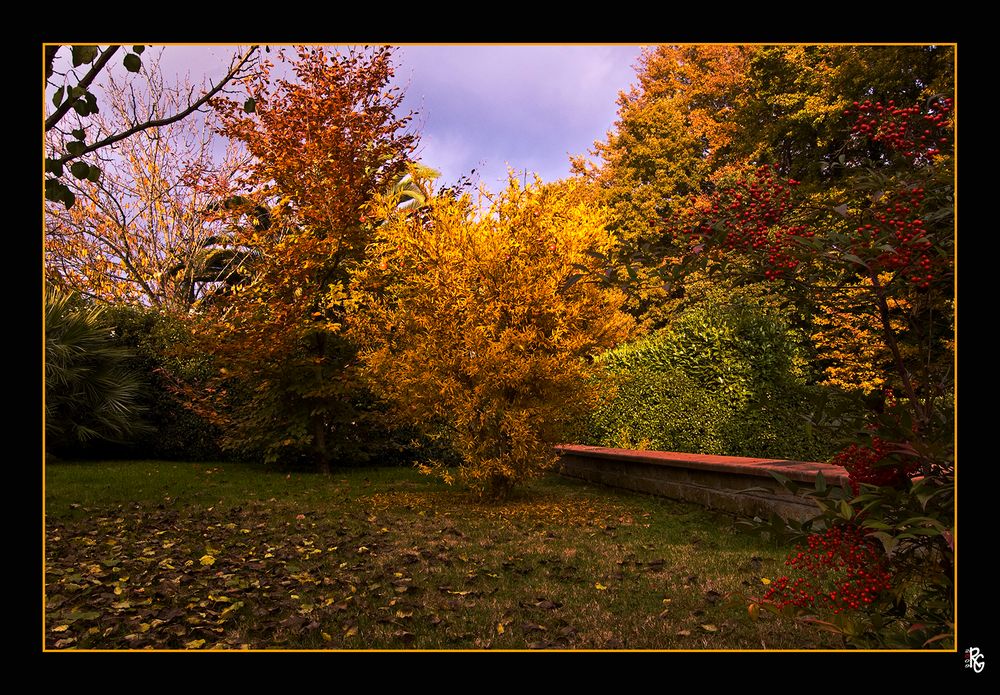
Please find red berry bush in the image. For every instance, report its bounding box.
[763,525,893,614]
[846,97,953,164]
[832,436,918,494]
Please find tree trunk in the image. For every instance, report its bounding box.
[313,413,331,475]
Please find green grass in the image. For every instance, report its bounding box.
[44,460,839,650]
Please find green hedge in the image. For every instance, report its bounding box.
[586,302,843,462]
[588,367,728,453]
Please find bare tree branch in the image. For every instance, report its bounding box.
[53,45,259,167]
[45,46,121,131]
[45,45,60,80]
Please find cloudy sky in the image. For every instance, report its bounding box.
[148,44,646,189]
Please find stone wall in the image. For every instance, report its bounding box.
[556,445,849,522]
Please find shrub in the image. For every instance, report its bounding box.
[718,385,846,462]
[100,304,223,461]
[45,288,150,455]
[587,366,727,453]
[352,174,634,499]
[588,302,843,461]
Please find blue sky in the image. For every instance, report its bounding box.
[150,44,645,189]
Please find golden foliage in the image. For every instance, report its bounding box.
[811,275,912,394]
[351,174,635,498]
[44,61,244,310]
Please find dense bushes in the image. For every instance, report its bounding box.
[98,304,224,462]
[587,302,845,462]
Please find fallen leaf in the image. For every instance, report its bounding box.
[51,625,70,632]
[199,555,215,566]
[497,623,505,634]
[321,632,332,642]
[676,629,691,637]
[701,624,719,632]
[344,626,358,637]
[760,577,772,585]
[748,603,760,620]
[594,582,608,590]
[393,630,415,643]
[185,639,206,649]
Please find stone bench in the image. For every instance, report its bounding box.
[555,444,849,522]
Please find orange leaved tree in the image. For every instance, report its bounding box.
[351,174,635,499]
[190,46,417,472]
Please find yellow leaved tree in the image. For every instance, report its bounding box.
[351,173,635,499]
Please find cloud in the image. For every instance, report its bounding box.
[393,45,643,188]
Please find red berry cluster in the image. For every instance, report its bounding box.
[680,165,808,280]
[763,525,892,614]
[852,186,938,289]
[832,436,916,494]
[846,97,953,163]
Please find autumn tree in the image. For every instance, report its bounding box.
[189,46,417,472]
[45,44,259,209]
[351,174,635,499]
[663,96,955,646]
[45,53,250,310]
[582,44,954,348]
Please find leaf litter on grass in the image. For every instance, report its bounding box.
[45,465,839,650]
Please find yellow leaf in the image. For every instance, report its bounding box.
[185,639,206,649]
[199,555,216,566]
[321,632,332,642]
[661,598,672,605]
[760,577,771,585]
[52,625,69,632]
[497,623,505,634]
[344,626,358,637]
[594,582,608,590]
[701,624,719,632]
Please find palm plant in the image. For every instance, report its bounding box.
[45,286,150,450]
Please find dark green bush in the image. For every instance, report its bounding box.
[717,385,845,461]
[601,302,803,408]
[100,304,224,461]
[587,301,843,461]
[587,367,728,453]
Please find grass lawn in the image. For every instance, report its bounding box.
[44,460,838,650]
